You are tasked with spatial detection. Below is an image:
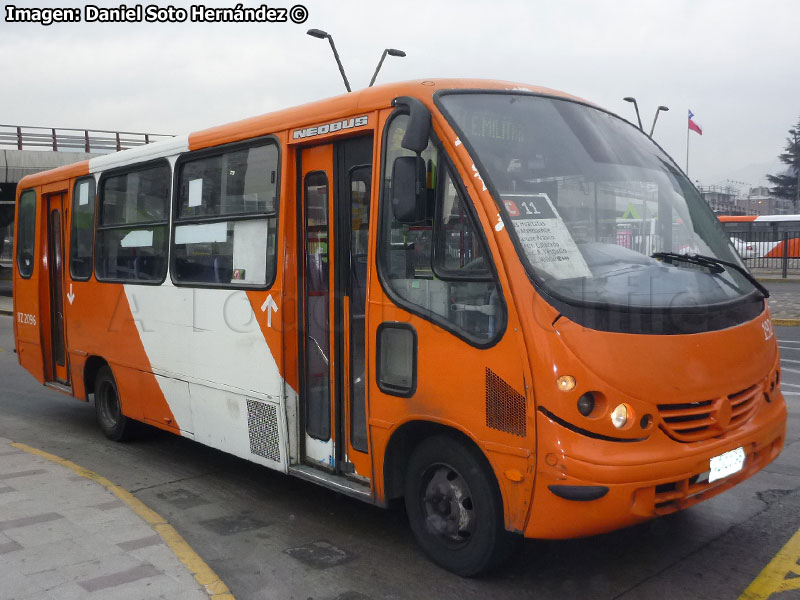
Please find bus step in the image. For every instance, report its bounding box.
[44,381,73,395]
[289,465,373,504]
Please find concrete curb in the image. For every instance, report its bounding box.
[11,441,236,600]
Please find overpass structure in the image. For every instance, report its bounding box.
[0,125,171,264]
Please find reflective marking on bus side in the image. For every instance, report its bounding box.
[10,442,235,600]
[740,526,800,599]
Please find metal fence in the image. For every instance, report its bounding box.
[0,124,173,153]
[722,221,800,278]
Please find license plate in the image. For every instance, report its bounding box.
[709,447,746,483]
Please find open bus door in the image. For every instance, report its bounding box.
[297,136,373,483]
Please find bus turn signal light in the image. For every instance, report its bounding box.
[557,375,576,392]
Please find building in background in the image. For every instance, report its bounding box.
[0,125,172,268]
[698,184,793,216]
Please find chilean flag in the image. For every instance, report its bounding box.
[688,110,703,135]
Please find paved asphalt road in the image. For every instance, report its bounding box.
[0,315,798,600]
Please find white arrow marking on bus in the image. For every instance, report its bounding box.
[67,284,75,305]
[261,294,278,327]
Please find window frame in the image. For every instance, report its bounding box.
[94,158,172,286]
[430,162,496,283]
[69,175,97,281]
[376,108,508,349]
[169,135,281,290]
[376,322,418,398]
[16,188,37,279]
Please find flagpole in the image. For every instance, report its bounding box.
[686,115,690,175]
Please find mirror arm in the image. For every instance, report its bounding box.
[392,96,431,154]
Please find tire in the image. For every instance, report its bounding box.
[404,435,518,576]
[94,365,133,441]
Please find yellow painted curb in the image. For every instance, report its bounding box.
[739,526,800,599]
[10,441,235,600]
[773,319,800,327]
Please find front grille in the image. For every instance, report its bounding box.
[631,431,784,517]
[653,472,713,514]
[658,384,761,442]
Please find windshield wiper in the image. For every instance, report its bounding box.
[651,252,770,298]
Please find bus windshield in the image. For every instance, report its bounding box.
[437,92,758,310]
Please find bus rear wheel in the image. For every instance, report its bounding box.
[404,435,518,576]
[94,366,133,441]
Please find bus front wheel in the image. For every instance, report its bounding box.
[404,435,518,576]
[94,366,133,441]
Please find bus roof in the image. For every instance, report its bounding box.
[17,79,588,191]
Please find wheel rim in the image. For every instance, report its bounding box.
[420,463,476,546]
[97,380,121,429]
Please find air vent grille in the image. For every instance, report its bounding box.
[247,399,281,462]
[486,368,526,437]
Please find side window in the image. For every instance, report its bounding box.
[172,142,279,287]
[70,177,96,280]
[16,189,36,278]
[379,114,505,343]
[95,162,170,283]
[433,170,493,280]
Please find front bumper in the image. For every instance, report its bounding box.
[524,394,787,539]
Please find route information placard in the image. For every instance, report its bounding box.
[502,193,591,280]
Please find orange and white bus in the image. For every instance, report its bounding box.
[13,80,787,576]
[719,214,800,260]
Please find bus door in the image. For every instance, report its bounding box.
[45,191,69,384]
[298,136,373,479]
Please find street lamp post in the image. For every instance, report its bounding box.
[649,105,669,137]
[624,98,670,138]
[368,48,406,87]
[306,28,352,93]
[623,97,643,131]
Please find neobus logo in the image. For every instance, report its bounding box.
[292,116,368,140]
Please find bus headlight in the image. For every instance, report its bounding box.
[611,404,630,429]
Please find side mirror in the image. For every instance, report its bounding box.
[391,156,426,224]
[392,96,431,154]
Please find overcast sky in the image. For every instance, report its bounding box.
[3,0,798,188]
